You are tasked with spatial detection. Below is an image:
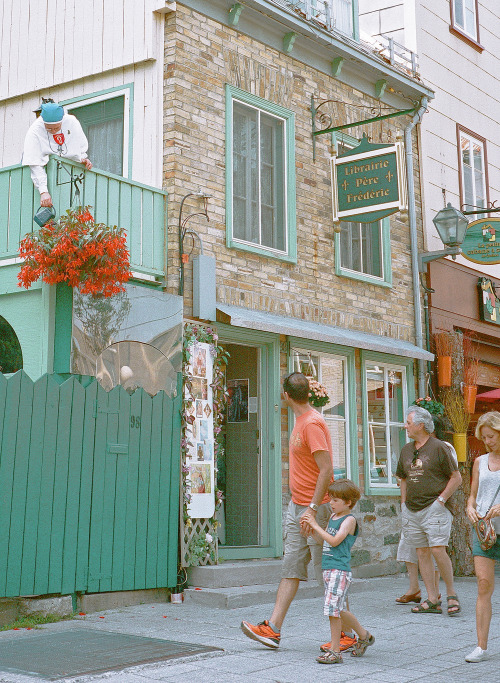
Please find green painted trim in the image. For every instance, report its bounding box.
[287,336,358,486]
[331,57,344,77]
[225,84,297,264]
[283,31,296,53]
[375,79,387,99]
[215,322,282,558]
[228,2,243,26]
[352,0,360,41]
[61,84,134,179]
[360,350,415,497]
[334,217,392,287]
[53,283,73,373]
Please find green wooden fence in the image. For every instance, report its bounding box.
[0,158,167,277]
[0,371,181,598]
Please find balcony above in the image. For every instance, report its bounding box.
[0,157,167,282]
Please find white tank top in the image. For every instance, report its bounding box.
[477,454,500,533]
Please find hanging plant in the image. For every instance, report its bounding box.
[17,206,132,298]
[412,396,445,416]
[308,378,330,408]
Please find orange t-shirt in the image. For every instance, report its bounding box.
[288,409,333,505]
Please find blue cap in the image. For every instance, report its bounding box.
[41,102,64,123]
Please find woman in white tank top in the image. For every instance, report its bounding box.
[466,411,500,663]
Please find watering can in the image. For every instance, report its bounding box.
[34,205,56,227]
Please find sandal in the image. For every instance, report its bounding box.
[317,650,343,664]
[395,590,421,604]
[447,595,461,617]
[350,633,375,657]
[411,599,442,614]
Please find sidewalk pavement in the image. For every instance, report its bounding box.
[0,575,499,683]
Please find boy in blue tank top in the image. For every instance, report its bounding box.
[305,479,375,664]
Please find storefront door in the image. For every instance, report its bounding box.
[216,327,281,560]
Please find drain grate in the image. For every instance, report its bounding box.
[0,628,222,680]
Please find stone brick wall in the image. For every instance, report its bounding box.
[164,3,424,575]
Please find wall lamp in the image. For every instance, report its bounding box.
[418,203,468,273]
[178,192,212,296]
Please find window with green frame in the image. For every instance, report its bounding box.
[362,355,414,494]
[69,96,125,176]
[226,85,296,262]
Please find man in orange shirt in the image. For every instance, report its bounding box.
[241,372,334,648]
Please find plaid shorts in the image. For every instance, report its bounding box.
[323,568,351,617]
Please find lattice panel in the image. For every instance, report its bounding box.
[180,517,218,568]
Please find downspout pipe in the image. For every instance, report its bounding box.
[405,96,428,398]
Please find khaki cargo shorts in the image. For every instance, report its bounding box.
[402,500,452,548]
[281,500,331,584]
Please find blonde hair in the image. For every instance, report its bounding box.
[475,411,500,440]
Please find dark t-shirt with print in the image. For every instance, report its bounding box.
[396,435,458,512]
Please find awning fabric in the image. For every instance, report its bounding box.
[476,388,500,401]
[216,304,434,361]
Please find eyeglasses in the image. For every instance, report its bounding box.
[412,449,420,466]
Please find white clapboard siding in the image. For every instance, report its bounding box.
[0,60,163,187]
[0,0,161,101]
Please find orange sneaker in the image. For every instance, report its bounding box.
[320,632,357,653]
[241,619,281,649]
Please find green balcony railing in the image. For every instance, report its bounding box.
[0,157,167,278]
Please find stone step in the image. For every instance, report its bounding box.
[183,581,323,609]
[187,559,285,589]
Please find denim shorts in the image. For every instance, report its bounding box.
[281,500,331,583]
[402,500,452,548]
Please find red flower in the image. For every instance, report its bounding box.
[17,206,131,298]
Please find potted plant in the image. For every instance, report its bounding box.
[462,334,479,414]
[443,390,471,463]
[433,332,454,387]
[412,396,445,417]
[18,206,131,298]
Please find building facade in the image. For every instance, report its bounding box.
[0,0,436,588]
[359,0,500,426]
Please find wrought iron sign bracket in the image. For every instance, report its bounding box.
[56,160,85,206]
[311,96,416,161]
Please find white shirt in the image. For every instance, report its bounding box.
[22,113,89,193]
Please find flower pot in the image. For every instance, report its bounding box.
[170,592,184,604]
[437,356,452,387]
[452,432,467,463]
[463,385,477,414]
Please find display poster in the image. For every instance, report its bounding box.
[185,341,215,518]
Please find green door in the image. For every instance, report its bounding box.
[216,326,281,560]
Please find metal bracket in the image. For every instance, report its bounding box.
[56,160,85,206]
[310,96,416,161]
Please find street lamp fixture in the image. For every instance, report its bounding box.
[418,203,468,273]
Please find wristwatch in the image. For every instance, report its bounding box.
[437,496,446,504]
[309,503,319,512]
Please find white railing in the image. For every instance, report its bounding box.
[274,0,355,37]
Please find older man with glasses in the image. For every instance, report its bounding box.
[396,406,462,616]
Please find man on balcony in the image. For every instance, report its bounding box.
[22,100,93,207]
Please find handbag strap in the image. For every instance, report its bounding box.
[485,482,500,513]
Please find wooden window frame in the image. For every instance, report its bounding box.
[456,124,489,212]
[449,0,484,52]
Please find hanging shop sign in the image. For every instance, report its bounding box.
[478,278,500,326]
[185,340,215,518]
[461,219,500,265]
[331,135,407,223]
